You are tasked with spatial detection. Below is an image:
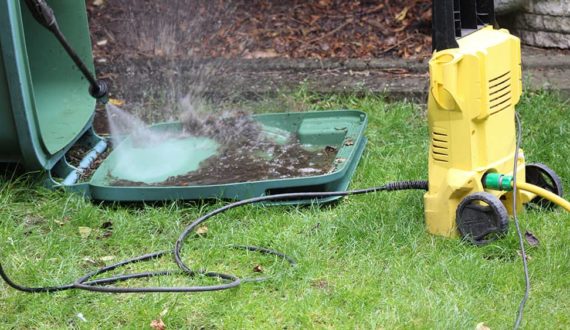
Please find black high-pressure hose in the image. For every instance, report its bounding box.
[0,181,428,294]
[8,1,431,294]
[24,0,109,102]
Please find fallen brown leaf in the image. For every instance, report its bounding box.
[150,319,166,330]
[516,250,533,261]
[311,279,329,289]
[475,322,491,330]
[82,256,98,266]
[98,230,113,240]
[109,98,125,106]
[244,49,278,59]
[525,231,540,247]
[395,7,410,22]
[196,225,208,235]
[24,215,45,227]
[78,227,92,239]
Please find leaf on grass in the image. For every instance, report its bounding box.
[516,250,533,261]
[150,319,166,330]
[525,231,540,247]
[82,257,97,265]
[24,215,45,229]
[98,231,113,240]
[253,264,264,273]
[196,225,208,235]
[78,227,92,239]
[475,322,490,330]
[97,221,114,239]
[311,279,329,289]
[77,313,87,322]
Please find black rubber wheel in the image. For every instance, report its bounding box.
[456,192,509,246]
[525,163,564,208]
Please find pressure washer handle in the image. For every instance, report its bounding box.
[24,0,57,30]
[432,0,496,51]
[24,0,109,103]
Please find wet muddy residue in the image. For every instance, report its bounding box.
[67,144,112,182]
[109,110,339,186]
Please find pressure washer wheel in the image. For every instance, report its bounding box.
[525,163,564,208]
[456,192,509,245]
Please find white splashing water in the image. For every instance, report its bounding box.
[104,103,219,183]
[105,103,168,147]
[102,99,329,186]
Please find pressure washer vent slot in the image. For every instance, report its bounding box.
[431,127,449,162]
[489,71,512,114]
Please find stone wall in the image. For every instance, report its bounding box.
[496,0,570,48]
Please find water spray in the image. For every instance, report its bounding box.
[1,1,570,329]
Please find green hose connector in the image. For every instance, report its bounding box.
[483,173,514,191]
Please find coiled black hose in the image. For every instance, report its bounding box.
[0,180,428,294]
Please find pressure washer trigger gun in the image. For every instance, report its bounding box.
[24,0,57,30]
[24,0,109,104]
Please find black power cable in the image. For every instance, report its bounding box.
[0,114,538,327]
[512,113,530,330]
[10,0,535,325]
[0,180,428,294]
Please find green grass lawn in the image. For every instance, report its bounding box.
[1,91,569,329]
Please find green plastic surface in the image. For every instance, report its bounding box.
[0,0,95,169]
[0,1,368,204]
[98,136,220,184]
[53,110,368,203]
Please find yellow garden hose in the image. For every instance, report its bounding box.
[516,182,570,212]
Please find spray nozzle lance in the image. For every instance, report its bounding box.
[24,0,109,103]
[89,80,109,104]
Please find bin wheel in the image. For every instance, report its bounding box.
[456,192,509,245]
[525,163,564,208]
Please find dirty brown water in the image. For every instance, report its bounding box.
[105,103,339,186]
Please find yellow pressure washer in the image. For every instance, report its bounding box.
[424,0,568,244]
[2,2,570,328]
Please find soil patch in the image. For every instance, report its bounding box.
[87,0,432,61]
